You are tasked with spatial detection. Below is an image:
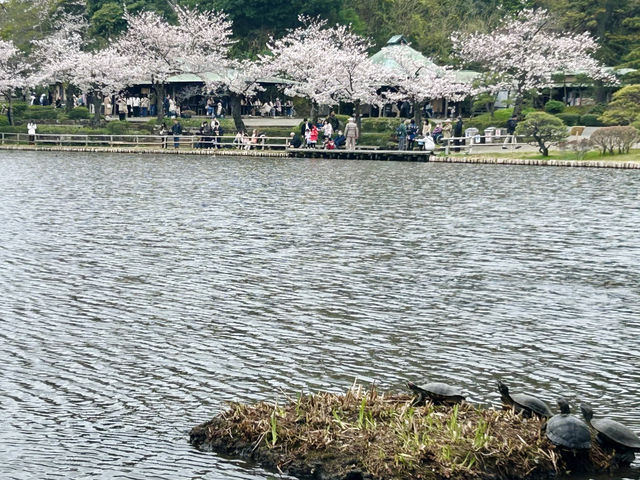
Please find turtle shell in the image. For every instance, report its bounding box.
[546,414,592,450]
[592,418,640,451]
[511,392,554,418]
[407,381,465,405]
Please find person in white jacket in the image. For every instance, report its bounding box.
[27,121,37,145]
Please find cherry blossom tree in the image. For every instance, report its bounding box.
[266,16,386,127]
[265,16,339,118]
[116,5,234,120]
[451,9,615,116]
[381,48,473,126]
[0,40,31,125]
[32,16,87,112]
[207,58,277,132]
[71,47,143,125]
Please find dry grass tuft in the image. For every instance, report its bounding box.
[190,384,617,480]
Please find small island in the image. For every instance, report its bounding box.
[189,385,618,480]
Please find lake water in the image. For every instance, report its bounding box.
[1,151,639,480]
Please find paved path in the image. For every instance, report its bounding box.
[125,115,302,127]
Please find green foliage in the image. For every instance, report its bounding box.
[556,113,581,126]
[579,114,603,126]
[11,103,28,118]
[270,409,278,446]
[516,111,568,156]
[551,0,640,66]
[0,116,9,127]
[68,107,91,120]
[544,100,565,114]
[466,109,515,132]
[88,2,127,44]
[106,121,131,135]
[24,106,59,120]
[599,85,640,125]
[360,117,398,132]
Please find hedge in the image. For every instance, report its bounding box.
[68,107,90,120]
[579,114,603,127]
[465,109,516,132]
[544,100,565,114]
[24,105,60,120]
[556,113,580,126]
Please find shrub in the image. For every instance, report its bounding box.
[516,111,568,156]
[590,126,640,155]
[587,104,606,115]
[11,102,28,117]
[556,113,580,126]
[599,85,640,125]
[0,116,8,127]
[466,108,515,132]
[579,114,602,127]
[106,121,130,135]
[68,107,90,120]
[24,105,60,120]
[361,117,398,132]
[544,100,565,114]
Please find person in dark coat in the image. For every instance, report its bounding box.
[171,119,182,149]
[453,116,463,152]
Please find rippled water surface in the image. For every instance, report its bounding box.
[1,151,640,479]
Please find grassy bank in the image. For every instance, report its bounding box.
[456,149,640,163]
[190,384,615,480]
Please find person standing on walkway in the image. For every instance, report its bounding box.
[442,119,453,144]
[27,121,37,145]
[453,116,463,152]
[407,119,419,150]
[159,123,168,149]
[503,115,519,149]
[171,119,182,149]
[396,120,407,150]
[344,117,358,150]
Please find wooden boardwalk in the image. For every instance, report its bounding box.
[1,143,639,169]
[288,148,433,162]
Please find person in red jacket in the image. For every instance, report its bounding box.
[309,124,318,148]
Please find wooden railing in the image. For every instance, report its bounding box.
[0,131,526,153]
[0,132,292,150]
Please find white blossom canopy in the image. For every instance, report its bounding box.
[116,5,234,85]
[265,16,387,108]
[451,9,616,97]
[0,39,30,95]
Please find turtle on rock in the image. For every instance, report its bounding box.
[497,380,553,419]
[543,398,591,451]
[581,403,640,466]
[406,381,465,406]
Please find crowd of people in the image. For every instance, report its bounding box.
[287,112,358,150]
[394,117,465,151]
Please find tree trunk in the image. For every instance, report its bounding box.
[488,100,495,118]
[65,84,74,113]
[91,94,102,126]
[7,94,13,126]
[230,93,246,132]
[310,101,318,124]
[512,94,524,118]
[155,82,165,121]
[534,134,548,156]
[413,100,424,127]
[354,100,362,133]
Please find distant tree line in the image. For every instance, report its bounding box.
[1,0,639,75]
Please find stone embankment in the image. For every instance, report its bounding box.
[1,144,639,168]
